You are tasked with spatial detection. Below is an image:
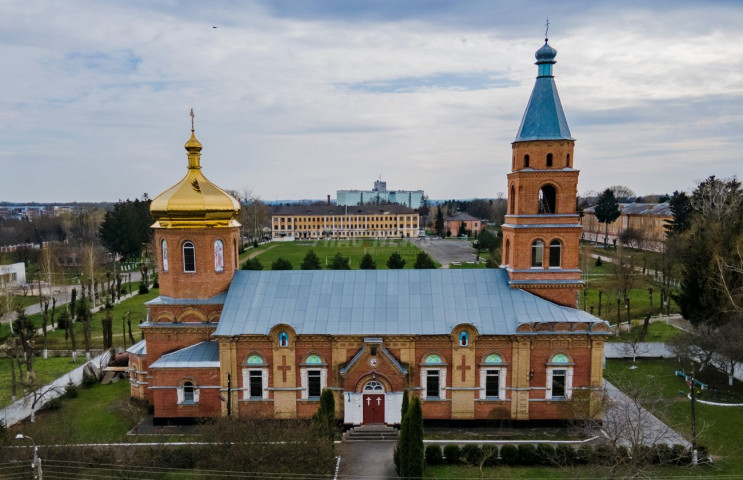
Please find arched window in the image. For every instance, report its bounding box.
[305,354,323,364]
[546,353,573,400]
[214,239,224,273]
[546,153,553,167]
[510,185,515,214]
[566,153,571,167]
[483,353,504,364]
[531,240,544,268]
[549,240,562,268]
[459,331,469,347]
[247,354,265,365]
[233,239,238,268]
[183,241,196,272]
[524,154,530,168]
[420,353,446,400]
[538,185,557,214]
[363,380,384,392]
[423,354,443,364]
[480,353,507,400]
[183,382,194,403]
[505,240,511,266]
[550,353,570,364]
[278,331,289,347]
[301,354,326,400]
[161,239,169,273]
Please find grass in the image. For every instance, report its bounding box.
[607,320,680,343]
[12,380,140,443]
[449,262,487,269]
[0,356,81,408]
[250,239,435,270]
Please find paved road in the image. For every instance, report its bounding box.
[336,441,397,479]
[410,237,478,267]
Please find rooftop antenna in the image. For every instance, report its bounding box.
[544,18,550,42]
[190,108,195,132]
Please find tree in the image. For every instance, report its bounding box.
[608,185,636,203]
[473,228,498,262]
[435,207,445,237]
[594,189,621,249]
[406,397,425,479]
[311,388,336,441]
[418,196,430,228]
[12,306,35,382]
[99,196,153,260]
[612,246,636,301]
[301,250,322,270]
[413,252,436,269]
[387,252,406,269]
[271,257,293,270]
[359,253,377,269]
[241,258,264,270]
[329,253,351,270]
[714,320,743,386]
[394,390,410,476]
[76,297,93,360]
[664,190,693,237]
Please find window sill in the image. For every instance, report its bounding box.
[178,402,199,406]
[423,398,451,402]
[240,398,273,403]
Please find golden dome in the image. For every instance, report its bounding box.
[150,129,241,229]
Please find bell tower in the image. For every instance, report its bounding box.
[501,38,583,307]
[149,116,242,299]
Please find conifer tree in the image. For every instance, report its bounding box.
[406,397,425,479]
[311,388,336,441]
[301,249,322,270]
[435,207,445,237]
[394,390,410,476]
[271,257,293,270]
[594,188,621,249]
[329,253,351,270]
[241,258,264,270]
[413,252,436,269]
[359,253,377,270]
[387,252,406,269]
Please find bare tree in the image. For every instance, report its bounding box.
[81,243,99,308]
[713,320,743,386]
[612,245,637,301]
[620,325,650,362]
[668,327,718,373]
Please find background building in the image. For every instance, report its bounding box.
[444,212,486,236]
[271,204,419,239]
[337,179,424,208]
[582,203,671,250]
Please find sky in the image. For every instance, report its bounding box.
[1,0,742,203]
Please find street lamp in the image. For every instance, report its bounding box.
[15,433,42,479]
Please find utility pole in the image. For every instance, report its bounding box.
[15,434,42,479]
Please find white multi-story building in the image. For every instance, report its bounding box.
[337,179,424,208]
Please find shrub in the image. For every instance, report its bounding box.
[482,445,499,466]
[653,444,672,465]
[425,444,443,465]
[517,444,537,466]
[152,275,159,288]
[575,444,593,465]
[44,397,63,411]
[82,372,98,388]
[616,445,630,464]
[443,444,461,464]
[697,445,710,464]
[671,444,691,465]
[593,444,616,466]
[536,443,556,466]
[554,444,576,466]
[271,257,293,270]
[462,444,485,466]
[242,258,264,270]
[253,240,259,248]
[499,444,518,466]
[138,283,149,294]
[63,382,79,399]
[595,256,603,267]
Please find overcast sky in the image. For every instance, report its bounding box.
[1,0,742,203]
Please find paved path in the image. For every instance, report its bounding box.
[603,380,690,447]
[410,237,477,267]
[336,441,397,479]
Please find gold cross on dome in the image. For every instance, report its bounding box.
[190,108,195,131]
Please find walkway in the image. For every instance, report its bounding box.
[336,440,397,479]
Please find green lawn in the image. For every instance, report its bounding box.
[578,285,679,324]
[250,239,435,270]
[607,320,680,343]
[449,262,487,269]
[0,357,80,408]
[13,380,140,443]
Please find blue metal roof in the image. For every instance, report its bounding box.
[126,339,147,356]
[149,341,220,369]
[146,293,226,306]
[214,269,600,337]
[514,76,573,142]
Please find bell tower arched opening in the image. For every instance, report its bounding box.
[538,185,557,214]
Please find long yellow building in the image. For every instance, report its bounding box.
[271,205,420,239]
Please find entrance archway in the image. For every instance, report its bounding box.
[362,381,385,424]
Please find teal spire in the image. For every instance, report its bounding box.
[514,38,573,143]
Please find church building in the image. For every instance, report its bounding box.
[128,38,609,425]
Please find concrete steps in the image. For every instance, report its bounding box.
[344,424,399,442]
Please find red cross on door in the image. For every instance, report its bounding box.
[363,394,385,424]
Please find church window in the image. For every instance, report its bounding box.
[479,352,507,400]
[566,153,571,167]
[278,331,289,347]
[426,371,440,399]
[308,370,322,398]
[177,380,199,404]
[233,239,238,268]
[306,354,322,364]
[249,371,263,399]
[420,353,446,400]
[423,354,443,364]
[546,353,574,401]
[214,239,224,272]
[531,240,544,268]
[505,240,511,266]
[549,240,562,268]
[538,185,557,214]
[524,154,530,168]
[301,354,327,400]
[247,354,264,365]
[183,241,196,272]
[459,331,469,347]
[242,354,268,401]
[546,153,553,167]
[161,239,169,272]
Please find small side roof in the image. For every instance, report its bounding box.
[149,341,220,369]
[126,339,146,356]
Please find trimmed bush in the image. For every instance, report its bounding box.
[517,444,537,466]
[615,445,630,464]
[482,445,499,466]
[425,444,443,465]
[671,444,691,465]
[63,383,79,399]
[499,444,518,466]
[653,444,671,465]
[536,443,556,466]
[554,444,576,466]
[462,444,485,466]
[44,397,63,411]
[443,444,461,464]
[593,444,616,466]
[82,372,98,388]
[575,444,593,465]
[138,283,149,294]
[595,256,603,266]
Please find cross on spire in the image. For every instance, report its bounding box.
[545,18,550,42]
[190,108,195,132]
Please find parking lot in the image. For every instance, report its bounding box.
[410,237,477,267]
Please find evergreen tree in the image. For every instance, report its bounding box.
[413,252,436,269]
[664,190,693,237]
[406,397,425,478]
[387,252,406,269]
[301,249,322,270]
[594,188,621,248]
[394,390,410,476]
[271,257,293,270]
[329,253,351,270]
[435,207,445,237]
[241,258,264,270]
[99,196,153,260]
[311,388,336,441]
[359,253,377,270]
